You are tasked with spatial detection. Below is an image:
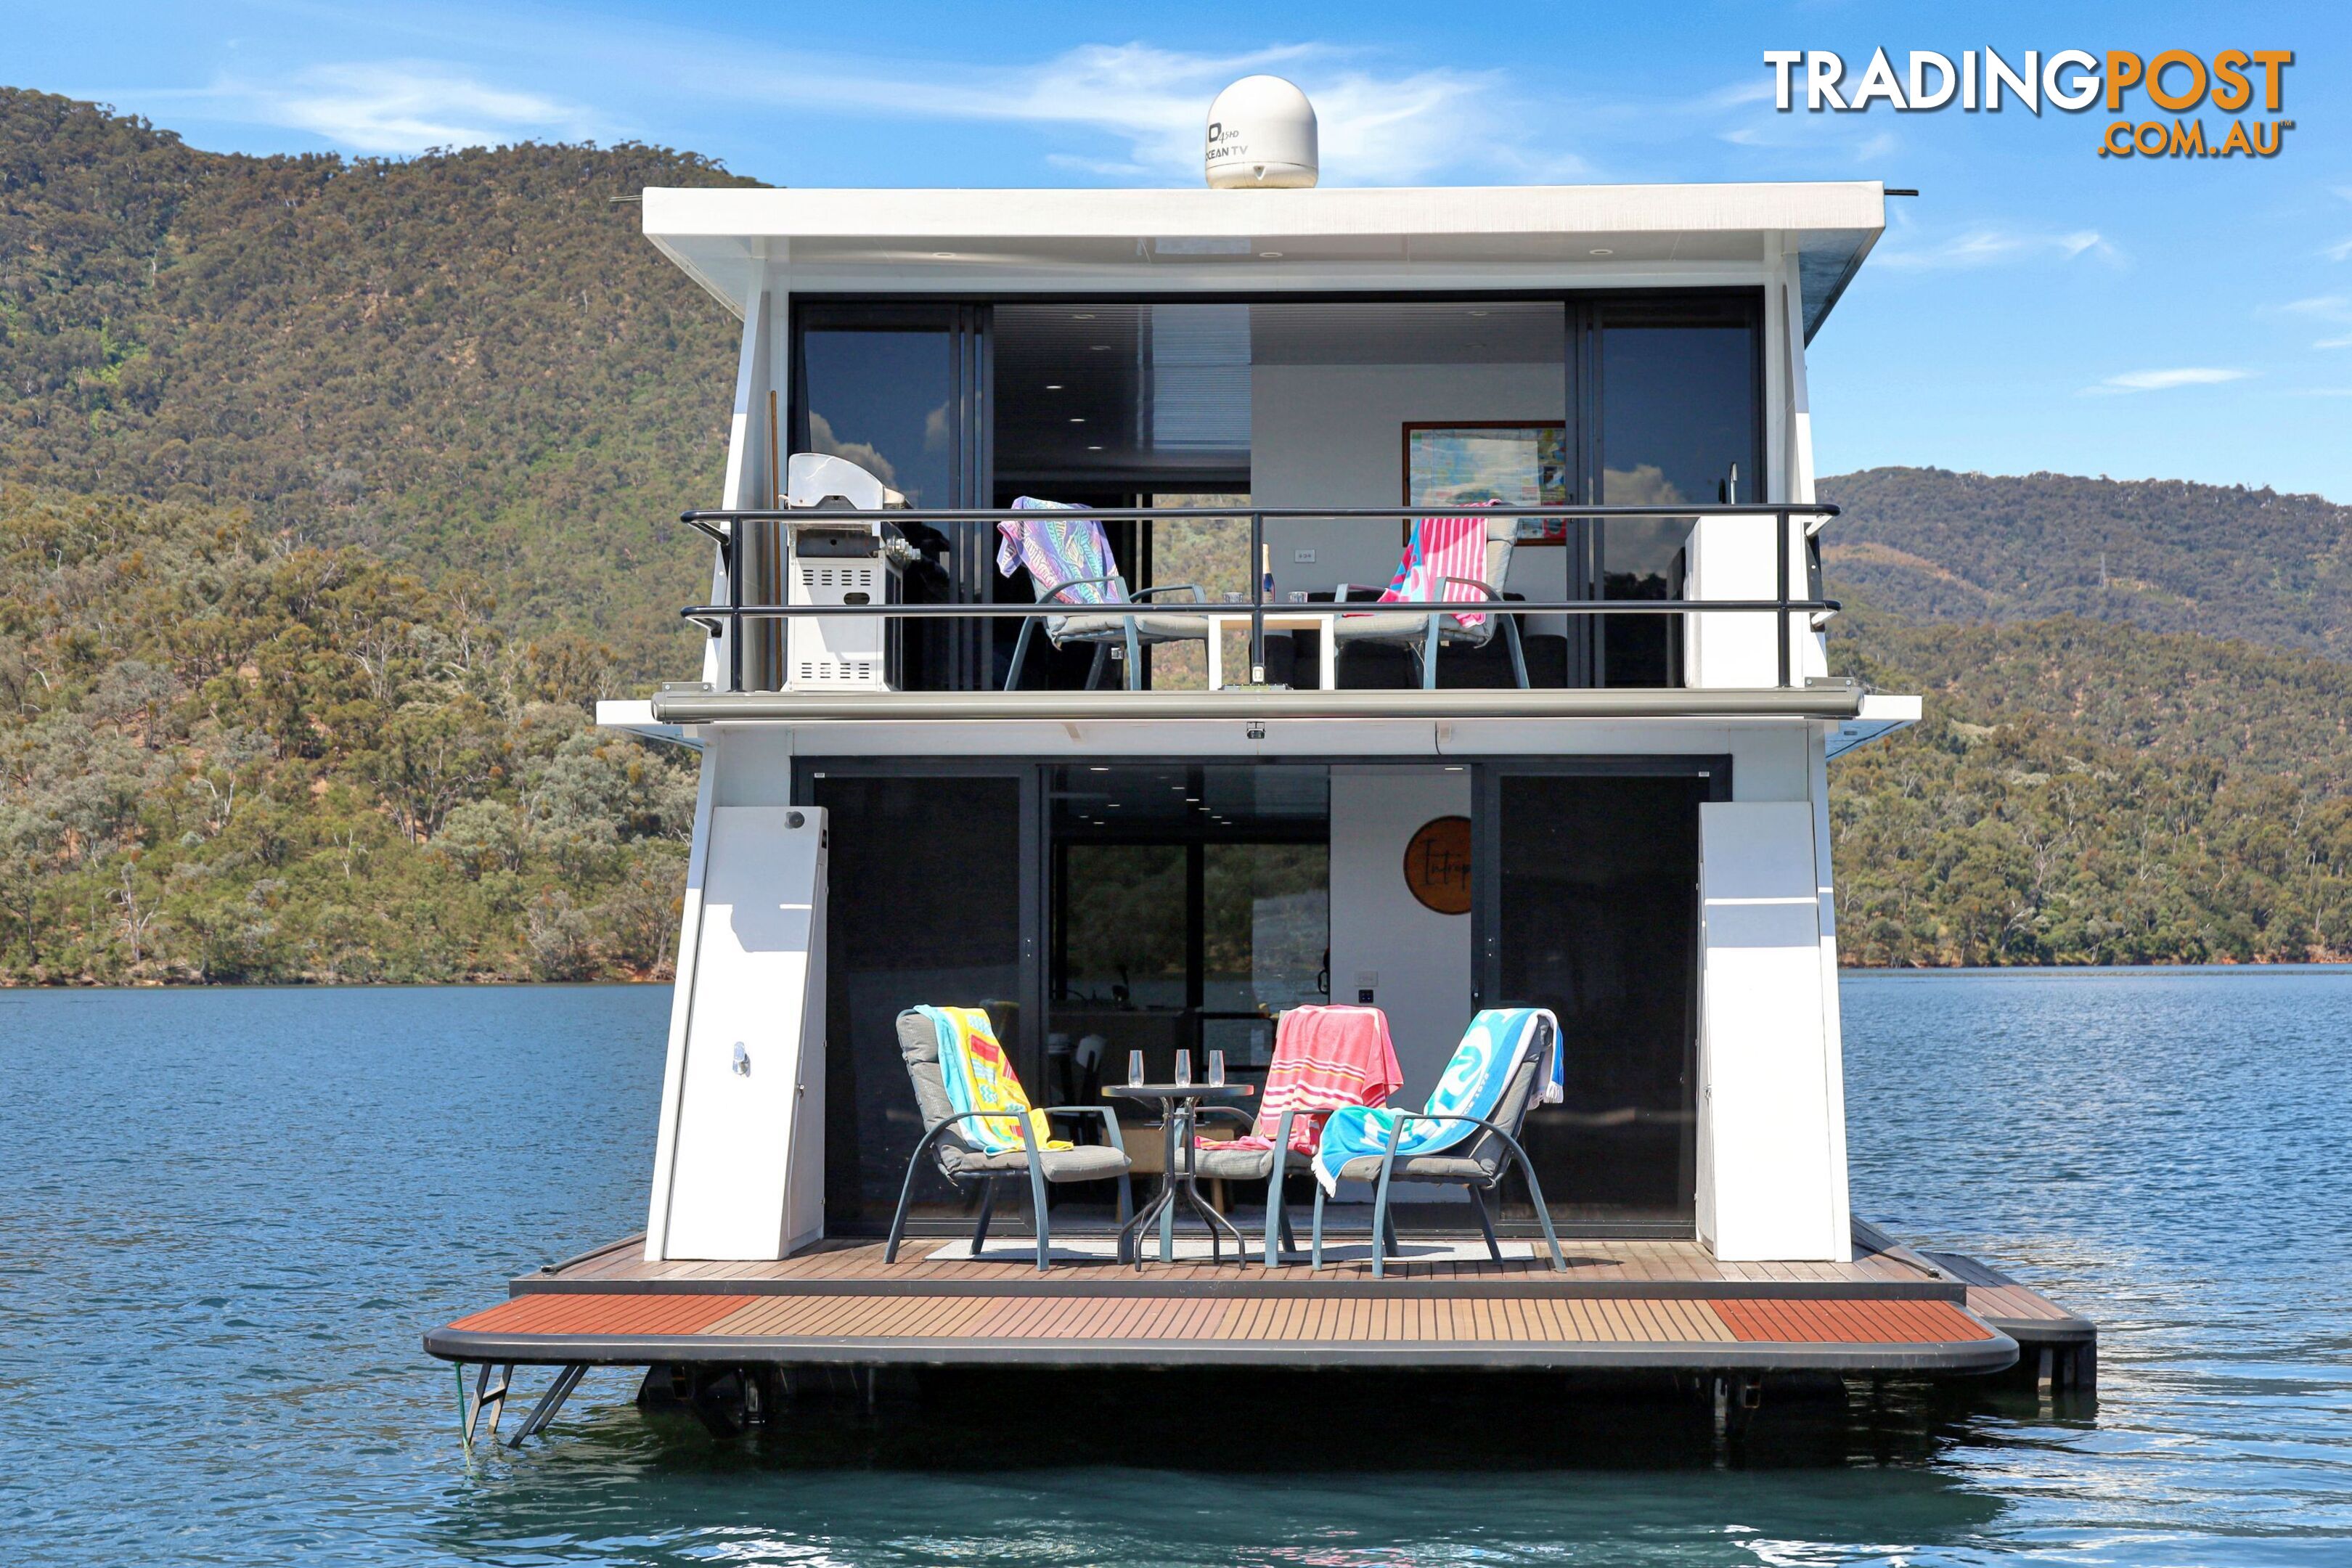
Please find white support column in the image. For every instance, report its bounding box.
[705,275,771,691]
[1779,254,1831,684]
[1696,799,1850,1261]
[1808,732,1855,1254]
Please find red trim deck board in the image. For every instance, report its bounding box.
[1712,1297,1993,1344]
[447,1293,757,1337]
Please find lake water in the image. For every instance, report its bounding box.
[3,970,2348,1564]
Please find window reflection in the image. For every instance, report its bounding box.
[1596,319,1757,687]
[800,329,955,507]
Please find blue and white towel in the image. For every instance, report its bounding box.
[1310,1008,1561,1194]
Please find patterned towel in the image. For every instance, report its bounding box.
[996,497,1130,608]
[1310,1008,1561,1194]
[918,1005,1070,1156]
[1197,1005,1404,1159]
[1376,513,1493,629]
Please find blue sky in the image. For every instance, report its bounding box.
[16,1,2352,498]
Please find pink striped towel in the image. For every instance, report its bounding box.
[1197,1005,1405,1158]
[1373,513,1495,629]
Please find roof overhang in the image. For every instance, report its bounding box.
[643,182,1885,340]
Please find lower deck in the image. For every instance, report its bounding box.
[425,1222,2090,1381]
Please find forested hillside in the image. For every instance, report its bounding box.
[1826,608,2352,965]
[4,87,2350,977]
[0,486,693,982]
[0,89,748,678]
[1820,467,2352,658]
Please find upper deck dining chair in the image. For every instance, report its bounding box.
[997,498,1214,691]
[1327,511,1530,690]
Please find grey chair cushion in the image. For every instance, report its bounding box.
[896,1008,1130,1183]
[944,1143,1131,1183]
[1338,1025,1549,1187]
[1329,610,1493,646]
[1049,610,1213,644]
[1334,1153,1494,1184]
[1189,1143,1311,1182]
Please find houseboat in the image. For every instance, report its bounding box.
[425,86,2094,1447]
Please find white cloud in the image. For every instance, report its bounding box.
[1876,226,2120,271]
[2081,367,2253,395]
[2326,237,2352,262]
[2284,294,2352,322]
[692,41,1539,184]
[2316,335,2352,350]
[192,61,601,154]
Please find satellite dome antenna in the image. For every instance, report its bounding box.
[1204,75,1319,189]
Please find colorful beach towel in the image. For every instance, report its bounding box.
[918,1005,1070,1156]
[995,497,1130,608]
[1310,1008,1561,1194]
[1196,1005,1404,1159]
[1373,513,1494,629]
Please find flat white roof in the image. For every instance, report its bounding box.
[642,182,1885,340]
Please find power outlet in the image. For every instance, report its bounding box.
[1293,549,1316,563]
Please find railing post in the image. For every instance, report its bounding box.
[1249,509,1266,685]
[1775,507,1791,689]
[727,519,744,694]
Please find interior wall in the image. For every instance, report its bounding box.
[1328,765,1475,1102]
[1250,363,1568,602]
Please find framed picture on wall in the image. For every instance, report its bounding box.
[1402,422,1570,541]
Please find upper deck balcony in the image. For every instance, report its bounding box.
[663,499,1852,721]
[626,181,1898,727]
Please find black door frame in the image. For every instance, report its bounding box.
[789,302,994,688]
[794,756,1041,1234]
[1471,755,1732,1237]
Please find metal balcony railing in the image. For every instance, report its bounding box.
[678,502,1840,693]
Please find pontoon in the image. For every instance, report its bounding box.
[425,165,2094,1446]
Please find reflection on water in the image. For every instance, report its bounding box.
[3,971,2349,1564]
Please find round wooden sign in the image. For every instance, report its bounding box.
[1402,815,1473,915]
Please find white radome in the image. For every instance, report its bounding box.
[1204,75,1319,189]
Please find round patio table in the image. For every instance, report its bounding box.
[1103,1082,1255,1267]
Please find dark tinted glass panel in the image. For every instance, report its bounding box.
[1048,765,1327,1090]
[799,330,956,507]
[1498,773,1704,1230]
[815,773,1022,1228]
[1596,320,1757,687]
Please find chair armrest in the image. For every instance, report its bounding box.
[1130,583,1205,604]
[911,1108,1048,1164]
[1036,574,1127,606]
[1439,575,1507,603]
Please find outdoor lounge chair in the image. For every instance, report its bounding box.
[883,1008,1134,1273]
[1328,513,1530,690]
[1310,1010,1567,1279]
[1187,1004,1405,1270]
[997,499,1214,692]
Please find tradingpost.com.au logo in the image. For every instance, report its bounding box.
[1765,49,2296,158]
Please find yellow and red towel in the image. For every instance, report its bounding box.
[920,1005,1070,1156]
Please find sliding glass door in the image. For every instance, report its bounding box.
[792,303,992,689]
[1565,296,1764,687]
[1477,761,1723,1233]
[803,764,1034,1230]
